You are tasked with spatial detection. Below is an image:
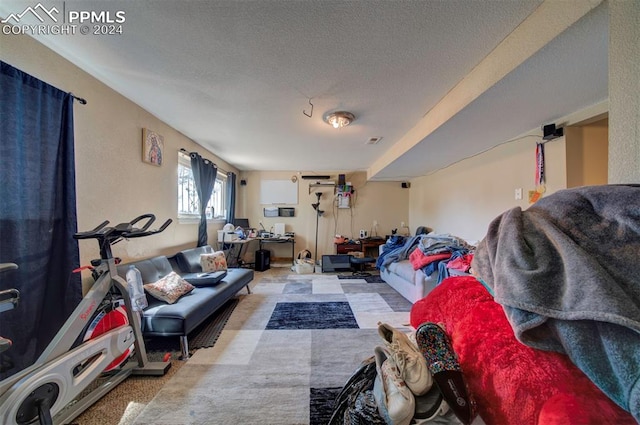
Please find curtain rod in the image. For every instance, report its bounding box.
[179,148,229,175]
[69,92,87,105]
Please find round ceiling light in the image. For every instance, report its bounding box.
[324,111,355,129]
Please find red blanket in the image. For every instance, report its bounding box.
[410,276,635,425]
[408,249,450,270]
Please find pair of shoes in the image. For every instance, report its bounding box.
[378,322,432,396]
[415,323,477,425]
[373,346,415,425]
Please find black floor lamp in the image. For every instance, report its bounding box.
[312,192,324,266]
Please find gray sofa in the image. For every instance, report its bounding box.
[380,260,440,304]
[117,245,253,359]
[378,234,472,304]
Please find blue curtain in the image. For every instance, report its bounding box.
[0,61,81,378]
[226,172,236,225]
[190,152,217,247]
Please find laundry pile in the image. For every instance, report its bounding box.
[377,234,474,285]
[329,322,479,425]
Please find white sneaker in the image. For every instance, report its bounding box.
[373,346,415,425]
[378,322,432,396]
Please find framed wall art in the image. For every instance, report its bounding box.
[142,128,164,166]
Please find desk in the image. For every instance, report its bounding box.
[257,237,296,265]
[221,237,296,267]
[335,238,386,258]
[359,238,386,258]
[220,239,257,268]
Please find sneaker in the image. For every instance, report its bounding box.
[373,346,415,425]
[378,322,432,395]
[415,323,476,425]
[413,385,453,424]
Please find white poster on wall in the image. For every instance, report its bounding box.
[260,179,298,205]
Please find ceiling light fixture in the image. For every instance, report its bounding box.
[324,111,355,129]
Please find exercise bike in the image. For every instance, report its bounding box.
[0,214,172,425]
[0,263,20,373]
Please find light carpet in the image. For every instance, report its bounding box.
[131,273,413,425]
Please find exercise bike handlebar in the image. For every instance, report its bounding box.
[123,218,172,238]
[73,214,172,247]
[73,220,110,240]
[128,213,156,232]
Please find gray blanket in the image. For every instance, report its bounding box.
[472,184,640,421]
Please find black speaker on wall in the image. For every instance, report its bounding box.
[542,123,564,141]
[401,182,411,189]
[240,179,247,186]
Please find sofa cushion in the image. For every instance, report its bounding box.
[388,261,419,285]
[174,245,214,273]
[144,271,195,304]
[117,255,174,285]
[200,251,227,272]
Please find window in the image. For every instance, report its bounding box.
[178,152,227,220]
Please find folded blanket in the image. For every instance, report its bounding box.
[417,233,474,256]
[472,184,640,420]
[408,250,451,270]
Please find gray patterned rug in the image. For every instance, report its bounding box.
[132,273,413,425]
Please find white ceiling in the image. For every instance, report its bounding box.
[0,0,608,181]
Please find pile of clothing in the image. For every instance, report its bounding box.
[329,322,479,425]
[377,233,475,284]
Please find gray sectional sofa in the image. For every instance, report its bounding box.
[378,234,472,304]
[117,245,253,359]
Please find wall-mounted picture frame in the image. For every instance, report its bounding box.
[142,128,164,166]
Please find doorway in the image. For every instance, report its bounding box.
[565,115,609,187]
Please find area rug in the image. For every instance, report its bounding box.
[131,273,413,425]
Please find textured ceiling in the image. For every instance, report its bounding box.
[0,0,608,180]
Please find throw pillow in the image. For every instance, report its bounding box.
[143,271,195,304]
[201,251,227,272]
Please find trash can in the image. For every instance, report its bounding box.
[255,249,270,271]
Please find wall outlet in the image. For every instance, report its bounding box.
[515,188,523,200]
[400,221,406,228]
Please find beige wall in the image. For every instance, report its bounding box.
[1,28,238,276]
[566,118,609,187]
[409,135,567,244]
[238,171,409,262]
[608,0,640,184]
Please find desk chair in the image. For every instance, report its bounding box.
[350,256,375,277]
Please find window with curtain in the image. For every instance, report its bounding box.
[177,152,227,220]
